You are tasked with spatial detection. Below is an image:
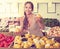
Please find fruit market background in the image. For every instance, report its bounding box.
[0,0,60,48]
[0,0,60,31]
[0,0,60,19]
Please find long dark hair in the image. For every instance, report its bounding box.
[23,1,34,30]
[23,12,29,30]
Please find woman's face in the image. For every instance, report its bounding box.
[24,3,33,15]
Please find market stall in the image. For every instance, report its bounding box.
[0,17,60,48]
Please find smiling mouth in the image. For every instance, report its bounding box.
[26,11,31,14]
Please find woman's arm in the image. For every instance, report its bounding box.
[36,15,45,30]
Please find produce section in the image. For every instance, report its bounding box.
[47,26,60,37]
[0,18,60,48]
[12,33,60,48]
[0,26,60,48]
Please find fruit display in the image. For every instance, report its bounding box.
[0,17,20,32]
[43,18,60,27]
[13,33,60,48]
[0,33,14,47]
[9,25,22,33]
[47,26,60,37]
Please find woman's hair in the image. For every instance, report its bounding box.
[23,1,34,30]
[23,12,29,30]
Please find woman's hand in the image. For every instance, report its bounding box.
[36,17,45,30]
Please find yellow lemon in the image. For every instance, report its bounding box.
[13,44,22,48]
[25,33,31,38]
[37,14,42,18]
[35,43,42,48]
[45,44,50,48]
[53,42,60,48]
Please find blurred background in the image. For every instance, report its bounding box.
[0,0,60,20]
[0,0,60,31]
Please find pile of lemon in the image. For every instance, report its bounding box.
[13,33,60,48]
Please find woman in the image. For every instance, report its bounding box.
[20,1,45,36]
